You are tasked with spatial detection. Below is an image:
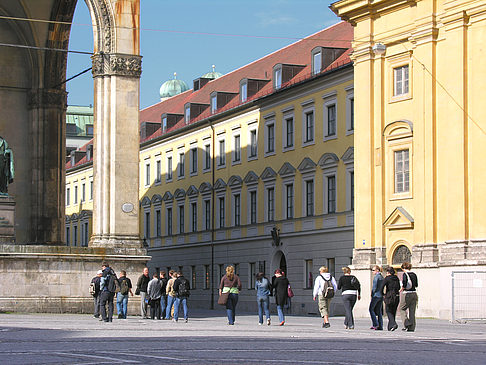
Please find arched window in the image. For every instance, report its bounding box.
[392,245,412,265]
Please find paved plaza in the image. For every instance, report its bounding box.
[0,310,485,364]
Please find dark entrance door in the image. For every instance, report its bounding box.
[279,253,287,276]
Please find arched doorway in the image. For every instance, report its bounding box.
[273,250,287,276]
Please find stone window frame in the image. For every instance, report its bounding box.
[247,120,258,161]
[281,106,295,152]
[304,259,313,289]
[144,159,151,187]
[189,141,198,177]
[341,147,354,211]
[240,80,248,102]
[231,126,242,166]
[388,52,413,103]
[263,112,276,157]
[89,176,94,201]
[202,136,211,173]
[301,99,315,147]
[216,131,226,169]
[155,154,162,185]
[141,196,152,241]
[261,167,277,223]
[152,194,162,238]
[66,186,71,206]
[228,175,243,227]
[298,157,317,217]
[345,85,354,135]
[244,171,259,225]
[166,149,173,182]
[282,179,295,220]
[177,146,185,180]
[322,91,338,141]
[319,152,339,214]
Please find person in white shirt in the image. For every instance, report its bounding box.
[313,266,337,328]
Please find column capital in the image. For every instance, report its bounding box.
[91,53,142,78]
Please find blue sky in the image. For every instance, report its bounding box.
[67,0,339,109]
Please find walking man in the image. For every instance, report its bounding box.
[136,267,150,319]
[100,262,117,322]
[369,265,384,330]
[90,270,102,318]
[165,270,177,320]
[147,272,162,320]
[159,271,168,319]
[173,271,190,322]
[399,262,419,332]
[116,270,133,319]
[313,266,337,328]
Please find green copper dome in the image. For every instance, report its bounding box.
[201,65,223,80]
[159,73,189,100]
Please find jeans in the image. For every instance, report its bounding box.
[369,296,384,329]
[100,291,114,321]
[226,293,238,325]
[342,294,357,328]
[174,297,188,321]
[165,295,175,319]
[116,294,128,318]
[277,305,285,323]
[150,297,161,320]
[257,296,270,324]
[93,295,101,317]
[140,291,148,318]
[160,295,167,319]
[400,292,418,331]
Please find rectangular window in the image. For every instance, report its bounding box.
[218,264,224,282]
[145,211,150,238]
[162,116,167,133]
[267,187,274,222]
[167,156,173,180]
[145,163,150,185]
[191,265,196,289]
[218,140,225,166]
[350,98,354,131]
[185,106,190,123]
[395,149,410,193]
[250,191,257,224]
[327,175,336,213]
[306,179,314,216]
[313,52,322,75]
[258,261,266,276]
[249,262,256,289]
[83,222,89,247]
[211,95,217,113]
[167,207,172,236]
[156,160,161,182]
[204,144,211,170]
[191,147,197,174]
[327,104,336,136]
[327,258,336,278]
[233,263,240,276]
[66,226,70,245]
[74,186,78,204]
[191,202,197,232]
[241,82,247,102]
[179,152,185,177]
[305,111,314,142]
[234,194,240,226]
[250,129,257,157]
[204,265,210,290]
[350,171,354,210]
[305,259,313,289]
[81,183,85,202]
[275,68,282,89]
[219,197,225,228]
[394,65,409,96]
[179,205,185,233]
[156,209,161,237]
[267,123,275,153]
[286,183,294,219]
[204,199,211,230]
[234,135,241,162]
[66,188,70,205]
[90,181,93,200]
[73,225,78,246]
[285,117,294,148]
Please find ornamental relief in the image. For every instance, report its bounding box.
[85,0,115,53]
[91,54,142,78]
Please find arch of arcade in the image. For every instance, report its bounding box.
[0,0,149,313]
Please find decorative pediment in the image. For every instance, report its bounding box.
[384,207,414,230]
[228,175,243,189]
[186,185,199,197]
[383,120,413,139]
[214,178,227,192]
[278,162,296,178]
[79,210,92,219]
[174,188,186,200]
[260,167,277,182]
[341,147,354,165]
[243,171,259,186]
[297,157,316,174]
[199,182,212,194]
[151,194,162,205]
[141,196,151,207]
[69,213,78,221]
[162,191,174,202]
[318,152,339,170]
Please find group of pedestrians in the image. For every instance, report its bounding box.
[90,262,419,332]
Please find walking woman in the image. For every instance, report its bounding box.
[219,265,242,325]
[255,272,272,325]
[272,269,290,326]
[382,267,400,331]
[337,266,361,329]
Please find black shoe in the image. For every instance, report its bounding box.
[103,319,109,322]
[118,314,122,319]
[391,325,398,331]
[375,327,383,330]
[407,328,414,332]
[402,327,408,331]
[324,323,330,328]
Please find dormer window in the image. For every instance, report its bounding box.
[313,51,322,75]
[273,63,305,90]
[211,95,217,113]
[162,116,168,132]
[185,106,190,123]
[241,82,247,102]
[311,47,347,75]
[274,68,282,89]
[209,92,237,114]
[184,103,210,123]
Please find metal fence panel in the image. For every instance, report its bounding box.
[452,271,486,321]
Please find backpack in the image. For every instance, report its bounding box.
[89,282,96,296]
[321,275,335,299]
[106,272,121,293]
[119,278,129,295]
[177,278,190,297]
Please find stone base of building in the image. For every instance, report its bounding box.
[0,244,150,314]
[0,195,15,243]
[350,242,486,320]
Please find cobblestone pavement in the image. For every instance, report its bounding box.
[0,310,485,364]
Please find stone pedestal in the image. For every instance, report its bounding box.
[0,195,15,243]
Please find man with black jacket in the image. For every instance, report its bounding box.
[136,267,150,319]
[100,262,117,322]
[91,270,102,318]
[159,271,168,319]
[173,272,190,323]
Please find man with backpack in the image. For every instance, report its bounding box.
[312,266,337,328]
[159,271,168,319]
[100,262,119,322]
[90,270,102,318]
[172,271,190,323]
[116,270,133,319]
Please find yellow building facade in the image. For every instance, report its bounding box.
[332,0,486,319]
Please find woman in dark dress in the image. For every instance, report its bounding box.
[382,266,400,331]
[272,269,289,326]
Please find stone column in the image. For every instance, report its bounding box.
[89,53,142,248]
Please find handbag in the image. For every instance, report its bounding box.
[287,284,294,298]
[135,287,140,295]
[218,292,230,305]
